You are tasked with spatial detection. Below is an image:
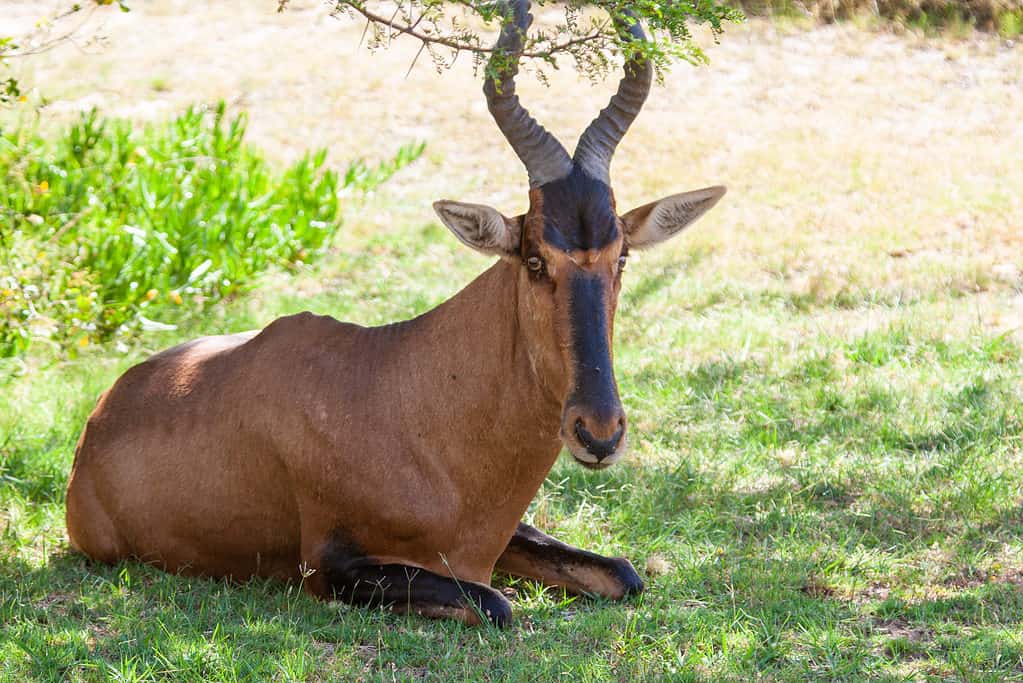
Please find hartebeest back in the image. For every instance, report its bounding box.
[66,0,725,625]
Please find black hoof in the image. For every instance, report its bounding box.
[467,586,513,627]
[609,557,645,598]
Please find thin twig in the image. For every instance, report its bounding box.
[357,16,372,50]
[384,2,404,47]
[47,209,89,244]
[405,40,427,77]
[4,5,100,59]
[341,3,607,59]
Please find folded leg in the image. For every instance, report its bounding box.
[323,560,511,627]
[496,522,643,599]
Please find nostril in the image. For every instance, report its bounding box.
[574,418,588,445]
[606,423,624,452]
[574,419,624,461]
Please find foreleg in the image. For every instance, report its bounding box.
[495,522,643,600]
[322,559,511,627]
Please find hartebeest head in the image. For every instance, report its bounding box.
[434,0,725,469]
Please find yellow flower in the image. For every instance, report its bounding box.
[18,95,27,103]
[145,288,158,301]
[78,336,89,348]
[34,180,49,194]
[0,288,13,299]
[170,291,183,305]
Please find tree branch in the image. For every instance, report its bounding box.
[339,3,609,61]
[3,5,101,59]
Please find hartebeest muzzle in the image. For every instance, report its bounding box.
[560,273,627,469]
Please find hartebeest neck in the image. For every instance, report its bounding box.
[368,259,565,512]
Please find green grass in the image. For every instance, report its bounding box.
[2,118,1023,680]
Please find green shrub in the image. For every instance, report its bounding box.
[0,103,423,357]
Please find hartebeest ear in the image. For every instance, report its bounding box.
[622,186,727,250]
[433,200,521,258]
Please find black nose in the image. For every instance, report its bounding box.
[575,419,624,461]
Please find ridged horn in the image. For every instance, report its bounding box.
[484,0,573,188]
[572,9,652,185]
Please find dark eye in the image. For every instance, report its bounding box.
[618,255,627,271]
[526,256,544,272]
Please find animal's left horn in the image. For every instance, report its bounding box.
[484,0,573,188]
[572,9,652,185]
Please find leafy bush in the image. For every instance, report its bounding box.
[0,103,423,357]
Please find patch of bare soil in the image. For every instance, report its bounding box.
[874,617,932,661]
[32,591,74,616]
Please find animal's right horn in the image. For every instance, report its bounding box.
[484,0,573,188]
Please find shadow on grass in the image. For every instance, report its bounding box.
[1,549,392,681]
[539,454,1023,670]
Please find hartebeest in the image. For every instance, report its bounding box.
[65,0,725,626]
